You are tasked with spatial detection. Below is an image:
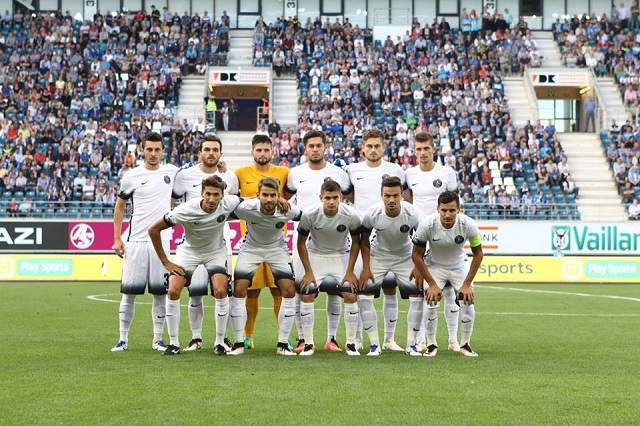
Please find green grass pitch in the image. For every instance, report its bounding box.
[1,282,639,425]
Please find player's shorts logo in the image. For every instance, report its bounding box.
[433,179,442,188]
[454,235,464,244]
[336,224,347,232]
[275,221,285,229]
[70,223,95,249]
[400,224,410,233]
[217,214,226,223]
[164,175,171,184]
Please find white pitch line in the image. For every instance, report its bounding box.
[480,285,640,303]
[85,294,640,317]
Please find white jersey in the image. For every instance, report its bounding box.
[118,163,178,242]
[234,198,301,250]
[172,163,239,201]
[286,162,351,210]
[297,203,361,255]
[163,195,241,253]
[362,201,421,257]
[347,160,405,213]
[412,213,481,268]
[405,163,458,215]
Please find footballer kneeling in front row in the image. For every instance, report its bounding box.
[411,191,483,357]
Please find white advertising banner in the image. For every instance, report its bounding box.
[284,0,297,17]
[472,222,640,256]
[530,71,589,86]
[84,0,97,21]
[208,67,271,86]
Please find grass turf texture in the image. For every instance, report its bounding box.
[1,282,639,425]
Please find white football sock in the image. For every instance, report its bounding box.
[326,294,342,340]
[214,297,229,346]
[416,309,426,344]
[188,295,204,340]
[459,301,476,347]
[406,296,423,347]
[423,301,439,347]
[383,293,398,341]
[443,285,460,343]
[343,302,359,345]
[356,312,363,343]
[230,296,247,342]
[294,293,304,341]
[151,294,166,342]
[358,295,379,347]
[118,294,136,342]
[277,297,296,344]
[166,298,180,347]
[300,301,315,346]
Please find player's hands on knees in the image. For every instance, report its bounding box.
[276,197,290,213]
[359,269,373,289]
[113,239,125,258]
[163,261,186,278]
[301,272,316,291]
[458,284,475,304]
[410,267,423,289]
[342,271,359,290]
[425,285,442,305]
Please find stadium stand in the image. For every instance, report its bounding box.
[259,15,578,219]
[553,13,640,216]
[0,11,228,218]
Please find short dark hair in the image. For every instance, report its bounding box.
[438,191,460,207]
[201,175,226,192]
[202,133,222,151]
[302,130,325,146]
[258,177,279,192]
[363,129,385,143]
[381,175,402,190]
[415,132,434,147]
[321,178,341,194]
[252,134,272,146]
[142,131,163,148]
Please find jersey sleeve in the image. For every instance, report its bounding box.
[117,171,135,200]
[286,203,302,221]
[172,169,187,199]
[225,171,240,195]
[446,167,458,191]
[465,217,482,247]
[163,203,190,226]
[361,208,374,232]
[412,220,431,248]
[348,212,362,235]
[285,167,297,194]
[337,167,352,193]
[234,199,257,221]
[224,194,242,212]
[297,212,311,237]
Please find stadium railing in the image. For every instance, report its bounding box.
[2,201,582,221]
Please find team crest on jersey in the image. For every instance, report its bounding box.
[433,179,442,188]
[217,214,226,223]
[336,224,347,232]
[275,221,285,229]
[164,175,171,184]
[400,224,410,233]
[455,235,464,244]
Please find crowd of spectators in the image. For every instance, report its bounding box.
[602,120,640,218]
[258,15,573,219]
[0,10,228,217]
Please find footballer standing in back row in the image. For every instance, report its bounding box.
[171,134,239,352]
[111,132,178,353]
[405,132,461,352]
[285,130,351,353]
[346,129,405,352]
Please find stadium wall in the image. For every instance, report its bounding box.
[6,0,616,30]
[0,220,638,283]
